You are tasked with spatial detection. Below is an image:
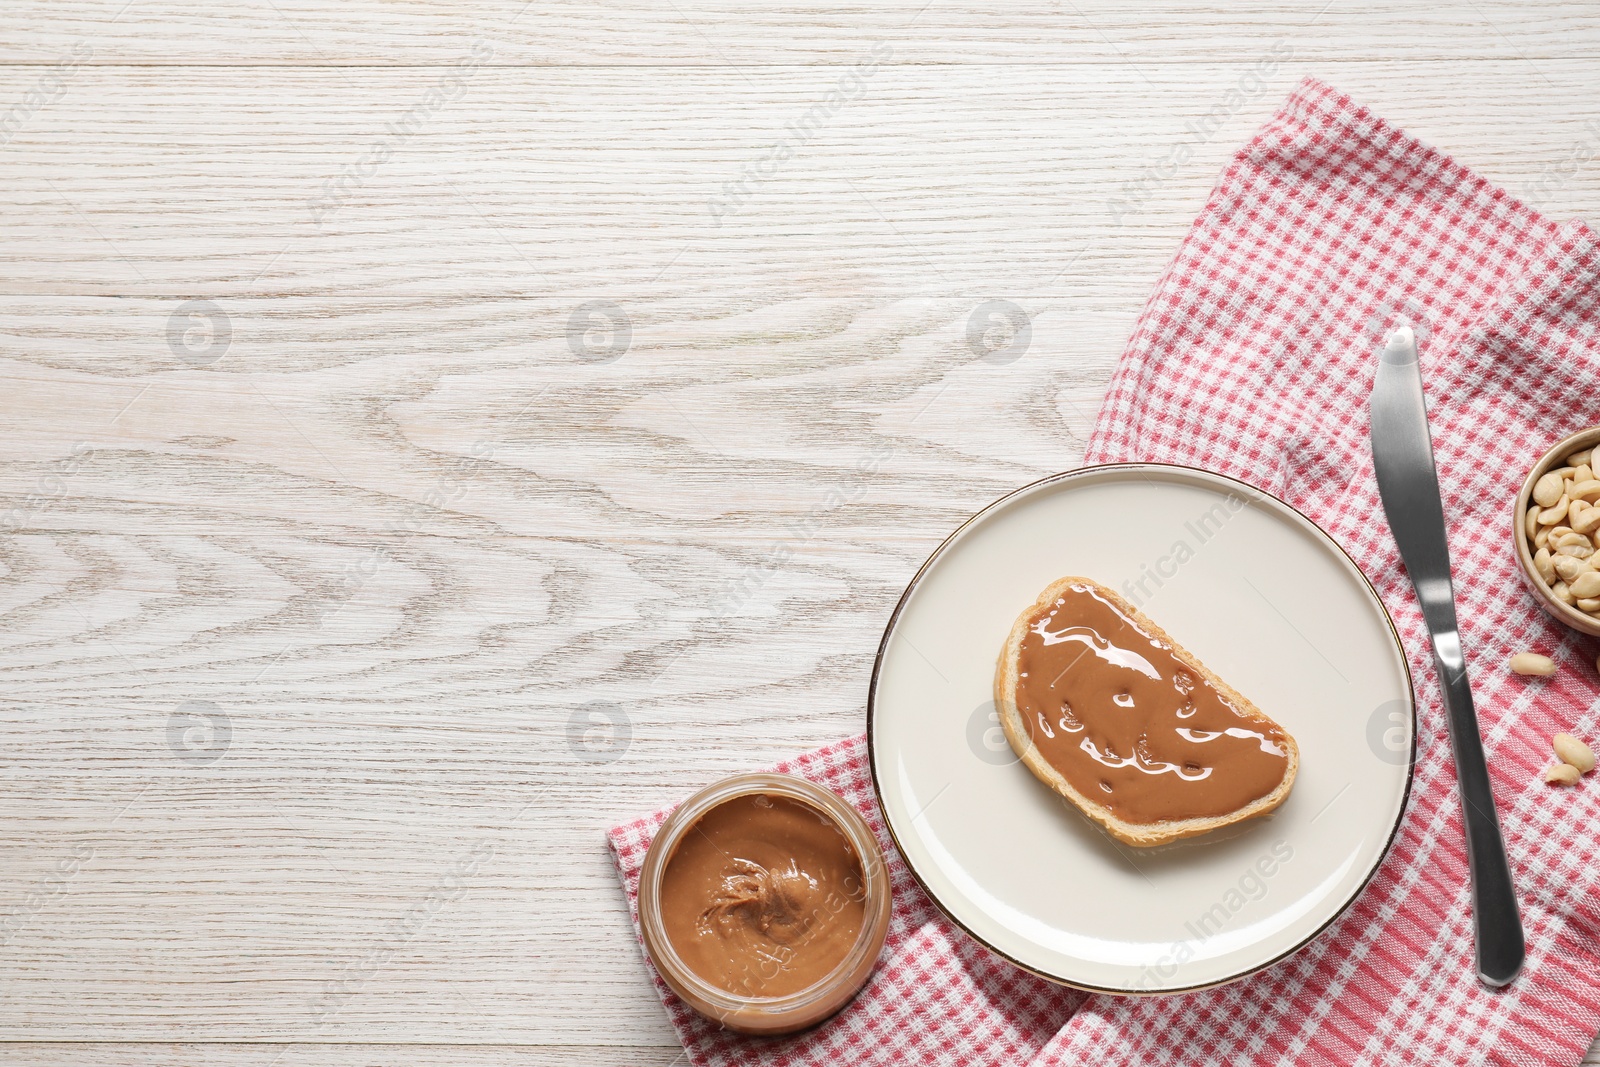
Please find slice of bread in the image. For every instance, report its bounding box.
[995,576,1298,847]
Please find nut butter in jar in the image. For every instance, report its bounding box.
[636,773,891,1035]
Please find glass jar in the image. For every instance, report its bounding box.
[636,772,892,1036]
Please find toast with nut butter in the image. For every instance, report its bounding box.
[995,576,1298,847]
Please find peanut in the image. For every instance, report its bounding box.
[1534,546,1557,584]
[1539,495,1571,525]
[1534,471,1566,507]
[1546,763,1582,786]
[1510,652,1558,676]
[1570,571,1600,599]
[1553,554,1588,582]
[1554,732,1596,773]
[1574,504,1600,535]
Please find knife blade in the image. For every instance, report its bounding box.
[1370,325,1525,988]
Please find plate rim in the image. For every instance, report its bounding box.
[866,461,1417,995]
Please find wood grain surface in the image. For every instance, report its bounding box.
[1,1,1598,1062]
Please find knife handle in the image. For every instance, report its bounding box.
[1431,631,1526,987]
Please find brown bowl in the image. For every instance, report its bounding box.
[1514,426,1600,637]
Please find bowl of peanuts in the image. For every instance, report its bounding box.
[1515,426,1600,637]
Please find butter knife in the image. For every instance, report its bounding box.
[1369,325,1525,988]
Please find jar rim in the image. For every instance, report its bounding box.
[636,771,891,1022]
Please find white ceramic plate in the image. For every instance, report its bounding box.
[868,464,1414,993]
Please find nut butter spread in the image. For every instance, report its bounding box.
[1014,581,1291,825]
[659,793,866,998]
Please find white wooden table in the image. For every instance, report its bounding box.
[2,3,1597,1063]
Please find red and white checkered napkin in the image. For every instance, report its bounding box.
[609,78,1600,1066]
[608,735,1082,1066]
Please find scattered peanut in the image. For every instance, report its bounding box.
[1523,449,1600,617]
[1510,652,1558,676]
[1554,732,1596,773]
[1546,763,1582,786]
